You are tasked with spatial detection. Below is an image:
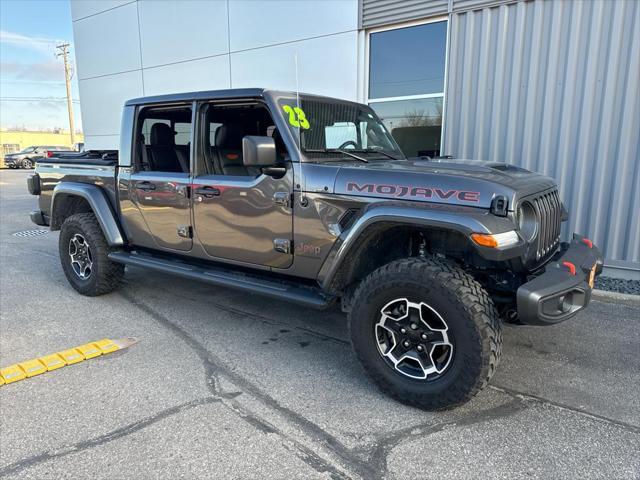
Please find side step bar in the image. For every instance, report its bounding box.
[108,251,332,309]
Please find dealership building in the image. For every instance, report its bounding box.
[70,0,639,276]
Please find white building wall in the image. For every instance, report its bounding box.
[71,0,359,150]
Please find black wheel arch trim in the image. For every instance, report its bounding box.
[51,182,125,246]
[318,202,525,293]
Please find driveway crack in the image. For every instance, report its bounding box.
[490,384,640,433]
[357,398,527,479]
[0,397,218,478]
[120,291,372,480]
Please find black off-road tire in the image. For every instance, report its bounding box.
[59,213,124,296]
[349,257,502,410]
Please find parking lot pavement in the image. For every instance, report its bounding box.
[1,168,638,479]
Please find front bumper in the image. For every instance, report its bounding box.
[516,234,603,325]
[4,157,17,166]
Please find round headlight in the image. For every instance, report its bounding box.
[517,201,538,241]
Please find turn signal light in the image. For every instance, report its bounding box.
[471,231,519,248]
[471,233,498,248]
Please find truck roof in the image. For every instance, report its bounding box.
[124,88,352,106]
[125,88,267,106]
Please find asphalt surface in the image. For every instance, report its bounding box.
[1,169,638,480]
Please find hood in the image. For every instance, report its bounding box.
[333,158,557,210]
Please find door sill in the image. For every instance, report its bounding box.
[108,250,332,309]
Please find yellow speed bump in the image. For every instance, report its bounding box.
[0,365,26,384]
[94,338,119,354]
[77,343,102,359]
[0,338,136,387]
[58,348,85,365]
[18,359,47,378]
[39,354,66,371]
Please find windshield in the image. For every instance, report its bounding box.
[277,96,404,162]
[19,146,36,153]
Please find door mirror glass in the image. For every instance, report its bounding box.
[242,136,276,167]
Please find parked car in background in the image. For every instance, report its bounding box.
[4,146,72,169]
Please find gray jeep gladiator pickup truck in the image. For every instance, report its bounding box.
[28,88,603,409]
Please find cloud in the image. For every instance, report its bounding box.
[0,30,64,56]
[1,60,63,80]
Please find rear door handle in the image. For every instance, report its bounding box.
[194,187,220,198]
[136,181,156,191]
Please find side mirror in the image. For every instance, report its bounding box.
[242,135,286,178]
[242,135,276,167]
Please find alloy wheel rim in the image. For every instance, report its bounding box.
[375,298,454,380]
[68,233,93,280]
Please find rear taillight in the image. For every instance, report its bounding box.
[46,151,54,157]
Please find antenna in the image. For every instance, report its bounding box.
[294,53,300,104]
[294,52,308,207]
[294,52,301,146]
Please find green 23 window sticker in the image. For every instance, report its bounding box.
[282,105,310,129]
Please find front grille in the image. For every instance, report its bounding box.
[531,189,562,260]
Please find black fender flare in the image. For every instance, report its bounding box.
[317,202,524,293]
[51,182,125,246]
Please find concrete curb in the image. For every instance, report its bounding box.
[592,289,640,306]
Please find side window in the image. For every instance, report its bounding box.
[135,105,192,173]
[141,119,170,146]
[174,122,191,146]
[198,103,284,177]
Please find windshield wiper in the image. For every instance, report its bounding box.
[304,148,369,163]
[353,148,401,160]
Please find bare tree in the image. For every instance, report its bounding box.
[398,103,443,128]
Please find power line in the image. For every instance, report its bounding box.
[0,97,80,103]
[0,80,67,85]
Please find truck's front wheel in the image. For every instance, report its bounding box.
[349,257,502,410]
[59,213,124,296]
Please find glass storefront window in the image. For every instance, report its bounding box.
[368,20,447,157]
[369,97,443,158]
[369,21,447,99]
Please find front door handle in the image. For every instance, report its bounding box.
[136,181,156,191]
[194,187,220,198]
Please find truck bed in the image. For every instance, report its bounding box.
[34,151,119,220]
[40,150,119,166]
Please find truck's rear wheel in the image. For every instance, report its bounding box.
[59,213,124,296]
[348,257,502,410]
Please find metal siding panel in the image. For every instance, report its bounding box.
[443,0,640,268]
[453,0,519,13]
[361,0,448,28]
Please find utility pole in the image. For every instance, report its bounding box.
[56,43,75,146]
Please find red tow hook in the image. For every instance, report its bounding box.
[582,238,593,248]
[562,261,577,276]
